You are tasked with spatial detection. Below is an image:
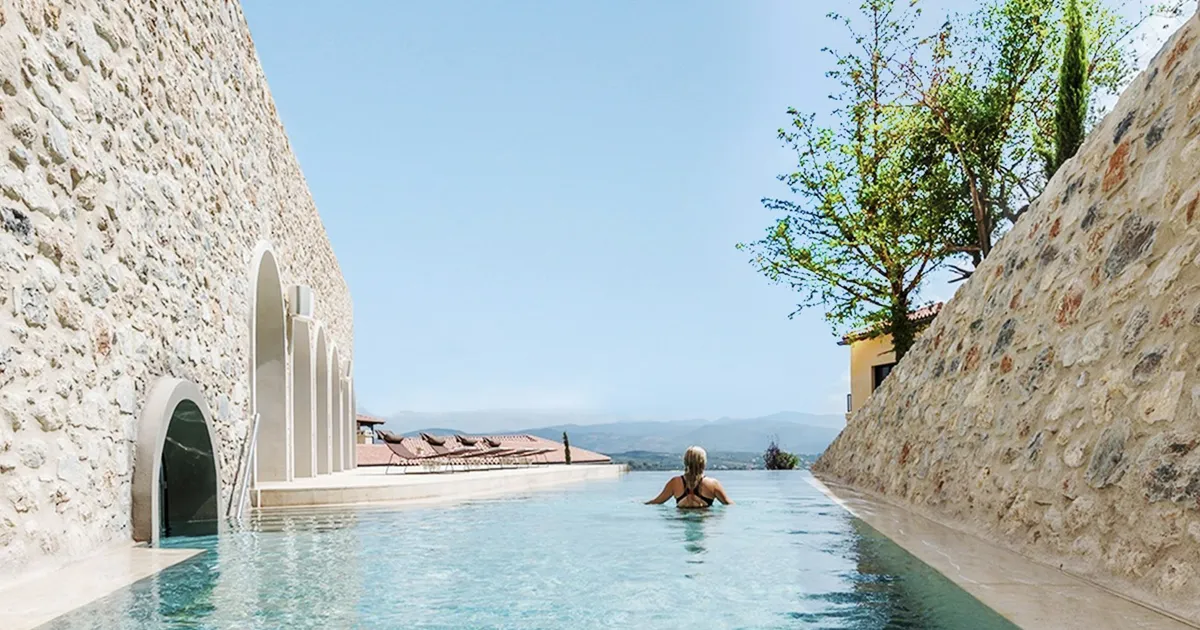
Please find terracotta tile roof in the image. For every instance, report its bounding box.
[356,413,386,426]
[356,433,611,467]
[837,302,944,346]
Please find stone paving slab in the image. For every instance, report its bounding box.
[810,476,1198,630]
[254,463,628,508]
[0,546,202,630]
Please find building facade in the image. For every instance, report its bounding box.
[0,0,355,582]
[839,303,942,418]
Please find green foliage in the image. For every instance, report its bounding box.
[739,0,957,360]
[743,0,1183,349]
[563,431,572,465]
[764,440,799,470]
[1051,0,1089,175]
[909,0,1166,280]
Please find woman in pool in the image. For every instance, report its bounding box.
[645,446,733,508]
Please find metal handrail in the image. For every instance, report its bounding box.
[229,412,261,522]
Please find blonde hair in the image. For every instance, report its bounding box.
[683,446,707,492]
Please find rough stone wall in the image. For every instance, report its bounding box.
[816,15,1200,623]
[0,0,353,578]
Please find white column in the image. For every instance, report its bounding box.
[291,318,317,478]
[332,374,344,472]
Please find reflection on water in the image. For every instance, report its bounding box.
[41,510,367,630]
[841,518,1015,629]
[660,507,726,559]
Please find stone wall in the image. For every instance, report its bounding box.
[815,14,1200,623]
[0,0,353,579]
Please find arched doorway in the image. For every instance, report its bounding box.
[133,378,223,545]
[292,319,316,478]
[251,244,289,483]
[331,347,343,472]
[316,327,332,474]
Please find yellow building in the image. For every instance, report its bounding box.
[839,303,943,419]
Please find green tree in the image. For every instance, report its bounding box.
[1051,0,1088,175]
[562,431,571,465]
[739,0,957,360]
[907,0,1181,281]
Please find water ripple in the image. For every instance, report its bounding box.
[40,472,1016,630]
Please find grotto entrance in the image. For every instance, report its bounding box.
[158,399,219,538]
[133,378,224,545]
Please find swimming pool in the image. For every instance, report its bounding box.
[41,471,1016,629]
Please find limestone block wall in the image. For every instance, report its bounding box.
[816,14,1200,623]
[0,0,353,578]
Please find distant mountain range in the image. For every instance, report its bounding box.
[379,410,845,456]
[381,410,624,435]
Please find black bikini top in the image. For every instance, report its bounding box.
[675,475,715,506]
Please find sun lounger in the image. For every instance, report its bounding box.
[419,433,485,460]
[377,431,469,474]
[451,436,511,466]
[476,436,555,466]
[452,435,508,457]
[515,447,555,466]
[479,437,532,457]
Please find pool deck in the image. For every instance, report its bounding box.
[0,545,202,630]
[809,476,1199,630]
[252,463,629,509]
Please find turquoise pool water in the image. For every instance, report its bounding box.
[42,471,1016,629]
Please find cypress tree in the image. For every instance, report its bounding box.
[563,432,571,465]
[1052,0,1088,175]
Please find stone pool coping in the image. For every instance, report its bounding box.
[808,475,1199,630]
[0,545,203,630]
[252,463,629,508]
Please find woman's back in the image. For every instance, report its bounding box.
[646,471,732,507]
[645,446,733,507]
[675,474,718,508]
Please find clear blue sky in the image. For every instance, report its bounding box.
[239,0,1180,420]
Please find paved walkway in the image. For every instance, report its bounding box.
[253,463,628,508]
[809,476,1198,630]
[0,545,201,630]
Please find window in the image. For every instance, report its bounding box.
[872,363,897,391]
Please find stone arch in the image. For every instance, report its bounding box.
[132,378,223,546]
[292,318,316,478]
[315,326,332,474]
[250,242,290,483]
[331,346,344,472]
